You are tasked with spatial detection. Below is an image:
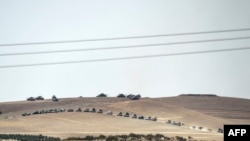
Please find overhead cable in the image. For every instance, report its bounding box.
[0,46,249,68]
[1,28,250,47]
[1,36,250,56]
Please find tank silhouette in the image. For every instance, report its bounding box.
[145,116,151,120]
[49,109,55,113]
[67,108,74,112]
[84,108,90,112]
[90,108,96,113]
[123,112,130,117]
[117,112,123,116]
[53,108,59,113]
[22,113,31,116]
[218,128,224,133]
[127,94,133,99]
[107,111,113,115]
[36,96,44,100]
[131,114,137,118]
[22,113,28,116]
[32,111,40,115]
[151,117,157,121]
[96,93,107,97]
[27,97,35,101]
[45,110,50,113]
[172,121,181,126]
[56,108,65,112]
[131,95,140,100]
[76,107,82,112]
[127,94,141,100]
[167,120,171,124]
[40,110,46,114]
[52,95,59,102]
[117,93,126,98]
[97,109,103,113]
[138,115,144,119]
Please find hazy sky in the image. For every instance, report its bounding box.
[0,0,250,102]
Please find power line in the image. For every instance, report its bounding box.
[1,36,250,56]
[1,28,250,47]
[0,46,249,69]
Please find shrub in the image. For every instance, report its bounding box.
[106,135,118,141]
[97,135,106,140]
[0,134,60,141]
[146,134,154,141]
[155,134,165,140]
[84,135,95,140]
[119,135,128,140]
[175,136,187,141]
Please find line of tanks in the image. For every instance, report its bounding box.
[21,107,157,121]
[21,107,224,133]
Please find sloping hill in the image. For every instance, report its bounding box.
[1,96,249,140]
[154,95,250,122]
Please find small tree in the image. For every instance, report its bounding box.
[84,135,95,140]
[97,135,106,140]
[146,134,153,141]
[106,135,118,141]
[175,136,187,141]
[0,111,2,114]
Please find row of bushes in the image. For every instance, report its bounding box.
[0,133,191,141]
[64,133,190,141]
[0,134,60,141]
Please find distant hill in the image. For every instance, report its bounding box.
[155,96,250,120]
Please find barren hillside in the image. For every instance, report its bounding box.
[155,95,250,123]
[0,96,249,140]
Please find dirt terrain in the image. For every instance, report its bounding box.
[0,96,249,141]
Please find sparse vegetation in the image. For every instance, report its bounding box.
[106,135,119,141]
[97,135,106,140]
[188,136,193,140]
[1,96,247,141]
[0,134,60,141]
[175,136,187,141]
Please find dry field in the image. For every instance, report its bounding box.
[0,96,250,141]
